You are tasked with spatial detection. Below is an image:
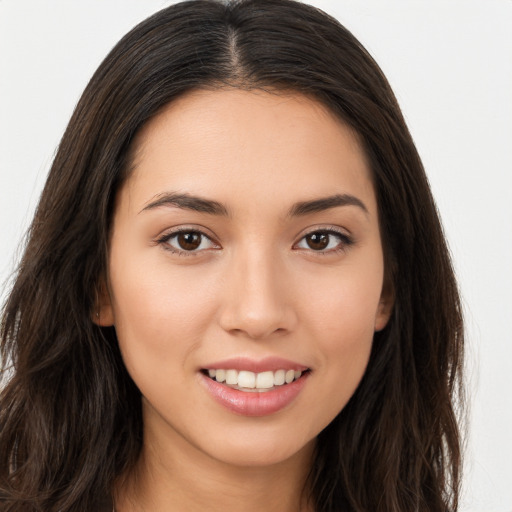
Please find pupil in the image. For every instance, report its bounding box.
[307,232,329,250]
[178,232,201,250]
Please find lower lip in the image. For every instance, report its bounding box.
[201,372,309,417]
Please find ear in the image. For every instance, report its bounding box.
[374,278,394,332]
[91,279,115,327]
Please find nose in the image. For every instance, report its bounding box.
[217,248,297,340]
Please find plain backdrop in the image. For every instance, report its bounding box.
[1,1,511,511]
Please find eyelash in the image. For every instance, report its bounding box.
[294,228,354,255]
[155,227,354,256]
[155,228,219,256]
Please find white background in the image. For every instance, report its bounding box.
[1,1,511,510]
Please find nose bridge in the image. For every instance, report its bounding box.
[218,241,296,339]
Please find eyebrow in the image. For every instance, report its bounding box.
[140,191,368,217]
[288,194,369,217]
[140,192,229,216]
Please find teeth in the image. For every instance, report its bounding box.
[225,369,238,385]
[238,370,256,389]
[273,369,285,385]
[206,368,305,390]
[256,371,274,389]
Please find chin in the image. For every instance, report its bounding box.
[201,430,316,469]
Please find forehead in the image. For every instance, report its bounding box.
[121,88,376,217]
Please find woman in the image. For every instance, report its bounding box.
[0,0,464,511]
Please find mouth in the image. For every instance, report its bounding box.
[201,368,310,393]
[199,357,311,416]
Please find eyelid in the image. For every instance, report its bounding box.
[293,225,354,253]
[154,225,221,255]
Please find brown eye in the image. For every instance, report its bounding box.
[305,232,329,250]
[295,229,352,253]
[161,230,217,253]
[176,232,202,251]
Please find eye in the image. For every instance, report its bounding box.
[157,229,219,254]
[295,230,352,252]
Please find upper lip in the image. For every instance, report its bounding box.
[202,356,309,373]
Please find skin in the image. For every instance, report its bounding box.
[97,88,393,511]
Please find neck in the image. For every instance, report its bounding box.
[115,422,315,512]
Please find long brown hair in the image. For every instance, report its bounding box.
[0,1,464,510]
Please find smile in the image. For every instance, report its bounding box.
[200,359,311,416]
[204,368,305,392]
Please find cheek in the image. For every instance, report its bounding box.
[107,250,218,370]
[298,256,383,398]
[303,257,384,339]
[303,287,377,425]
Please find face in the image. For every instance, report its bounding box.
[98,89,392,469]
